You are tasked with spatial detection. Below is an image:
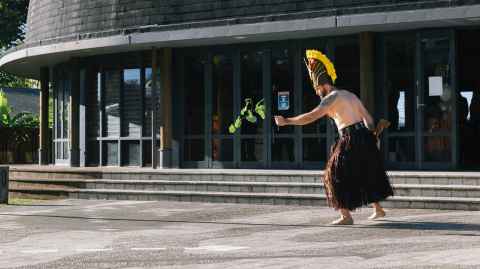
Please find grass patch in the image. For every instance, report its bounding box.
[7,197,50,205]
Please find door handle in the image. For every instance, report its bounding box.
[416,96,425,109]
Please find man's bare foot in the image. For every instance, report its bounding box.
[368,210,386,220]
[330,216,354,225]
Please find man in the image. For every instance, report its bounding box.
[274,50,394,225]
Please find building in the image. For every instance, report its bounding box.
[1,0,479,170]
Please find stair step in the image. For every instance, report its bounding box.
[8,187,480,210]
[10,178,480,197]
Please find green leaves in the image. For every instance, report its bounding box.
[255,99,265,120]
[0,90,39,128]
[228,97,265,134]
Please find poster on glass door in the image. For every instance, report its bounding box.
[278,91,290,111]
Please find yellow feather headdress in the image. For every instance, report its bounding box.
[305,50,337,85]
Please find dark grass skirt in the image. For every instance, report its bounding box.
[323,125,394,211]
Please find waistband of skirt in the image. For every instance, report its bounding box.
[338,121,366,136]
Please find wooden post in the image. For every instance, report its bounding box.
[360,32,376,116]
[39,67,50,165]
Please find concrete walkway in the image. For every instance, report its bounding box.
[1,199,480,269]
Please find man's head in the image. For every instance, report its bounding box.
[314,83,333,98]
[305,50,337,98]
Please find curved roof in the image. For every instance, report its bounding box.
[1,0,480,79]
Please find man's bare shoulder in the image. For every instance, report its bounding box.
[319,90,341,108]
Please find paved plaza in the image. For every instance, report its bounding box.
[1,199,480,269]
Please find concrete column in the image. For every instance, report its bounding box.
[360,32,376,116]
[39,67,50,165]
[69,60,80,167]
[159,48,173,168]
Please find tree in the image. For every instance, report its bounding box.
[0,0,35,88]
[0,0,29,49]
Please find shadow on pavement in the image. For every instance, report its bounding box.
[370,220,480,233]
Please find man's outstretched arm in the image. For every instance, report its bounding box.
[274,91,337,126]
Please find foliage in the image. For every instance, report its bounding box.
[0,0,29,49]
[0,0,38,89]
[0,90,39,129]
[228,98,266,134]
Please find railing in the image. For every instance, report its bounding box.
[0,128,39,164]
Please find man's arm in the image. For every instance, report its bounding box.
[357,100,375,131]
[275,91,337,126]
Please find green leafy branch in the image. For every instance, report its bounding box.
[228,98,266,134]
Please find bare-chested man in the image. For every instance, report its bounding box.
[274,50,394,225]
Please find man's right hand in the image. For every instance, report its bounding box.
[274,115,287,127]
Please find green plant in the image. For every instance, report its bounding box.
[0,90,39,130]
[228,98,266,134]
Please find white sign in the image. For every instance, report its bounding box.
[428,76,443,96]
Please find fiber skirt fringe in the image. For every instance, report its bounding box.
[323,126,394,211]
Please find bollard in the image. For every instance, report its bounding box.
[0,166,8,204]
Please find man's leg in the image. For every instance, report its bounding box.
[369,202,386,220]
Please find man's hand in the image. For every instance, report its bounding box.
[274,115,288,127]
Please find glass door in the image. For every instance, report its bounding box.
[54,70,71,165]
[418,31,456,169]
[383,34,417,169]
[382,30,456,170]
[210,53,235,168]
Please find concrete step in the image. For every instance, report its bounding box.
[8,186,480,210]
[9,178,323,194]
[10,169,480,186]
[10,178,480,198]
[388,175,480,186]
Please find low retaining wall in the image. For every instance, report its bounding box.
[0,166,9,203]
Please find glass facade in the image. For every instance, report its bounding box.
[49,28,480,170]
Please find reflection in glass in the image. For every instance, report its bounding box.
[144,68,154,136]
[422,37,452,132]
[212,139,233,162]
[103,141,118,166]
[241,139,263,161]
[385,36,415,132]
[212,55,233,135]
[87,141,99,166]
[143,140,152,167]
[122,69,141,137]
[334,39,360,97]
[272,138,294,162]
[387,137,415,163]
[424,136,451,162]
[241,51,264,135]
[184,139,204,161]
[62,82,70,139]
[303,138,327,162]
[122,141,140,166]
[87,72,100,138]
[184,57,205,135]
[103,70,121,137]
[272,48,294,134]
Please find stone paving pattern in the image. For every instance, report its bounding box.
[1,199,480,268]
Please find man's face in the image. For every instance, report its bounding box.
[314,84,327,98]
